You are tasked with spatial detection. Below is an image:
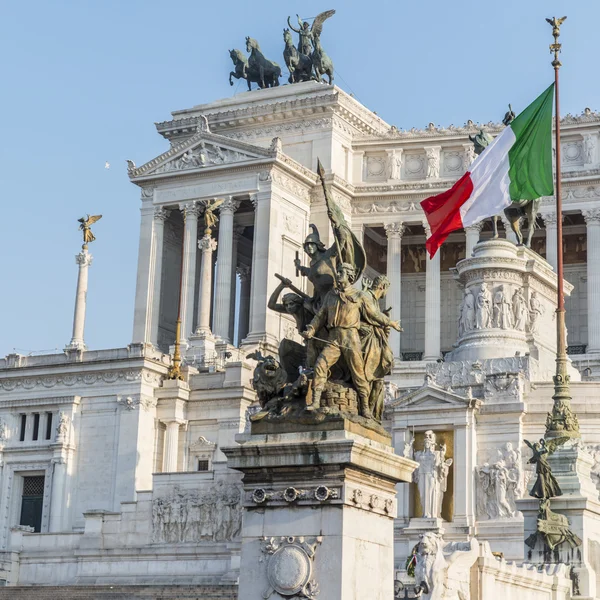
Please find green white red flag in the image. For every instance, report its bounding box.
[421,84,555,258]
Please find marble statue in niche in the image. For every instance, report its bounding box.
[475,283,492,329]
[408,430,453,519]
[426,148,440,179]
[493,285,513,329]
[388,152,402,180]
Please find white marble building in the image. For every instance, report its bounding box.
[1,82,600,595]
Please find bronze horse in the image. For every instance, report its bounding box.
[245,37,281,89]
[283,28,312,83]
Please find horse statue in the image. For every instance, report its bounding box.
[229,49,254,91]
[468,105,539,248]
[245,37,281,89]
[283,28,313,83]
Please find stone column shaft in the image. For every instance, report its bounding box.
[385,222,404,359]
[584,210,600,353]
[213,198,239,342]
[179,202,200,341]
[196,235,218,336]
[423,222,441,361]
[150,208,169,346]
[237,266,252,345]
[162,421,182,472]
[66,250,93,350]
[465,223,483,257]
[49,457,67,532]
[542,211,559,271]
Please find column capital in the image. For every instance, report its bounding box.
[464,222,484,233]
[384,221,405,238]
[160,418,188,428]
[422,219,431,237]
[199,235,217,252]
[179,201,201,219]
[153,206,171,222]
[237,265,251,281]
[220,196,241,215]
[583,209,600,224]
[249,194,258,209]
[541,211,560,226]
[75,251,93,267]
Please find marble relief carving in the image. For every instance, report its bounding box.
[152,483,242,543]
[153,142,245,174]
[476,442,523,520]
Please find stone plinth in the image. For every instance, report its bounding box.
[447,240,578,380]
[222,420,416,600]
[517,443,600,599]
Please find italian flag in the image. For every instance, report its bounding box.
[421,83,555,258]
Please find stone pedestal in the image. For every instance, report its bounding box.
[447,240,578,380]
[517,443,600,599]
[223,420,416,600]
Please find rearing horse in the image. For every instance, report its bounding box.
[245,37,281,89]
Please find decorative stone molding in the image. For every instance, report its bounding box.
[0,368,163,393]
[353,201,418,214]
[188,435,216,471]
[116,394,157,411]
[250,486,340,505]
[260,536,322,600]
[271,170,310,201]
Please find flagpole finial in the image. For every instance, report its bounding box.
[546,16,566,68]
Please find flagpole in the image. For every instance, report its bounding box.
[545,16,580,440]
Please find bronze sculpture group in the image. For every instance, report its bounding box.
[250,160,400,428]
[229,10,335,90]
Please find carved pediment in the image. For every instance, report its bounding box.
[129,130,276,179]
[389,384,481,412]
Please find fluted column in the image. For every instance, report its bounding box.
[237,266,251,344]
[229,227,244,340]
[65,250,93,351]
[162,420,185,472]
[195,235,218,337]
[179,202,201,341]
[150,207,170,346]
[584,209,600,354]
[423,221,441,361]
[213,198,240,342]
[541,211,558,270]
[385,222,404,359]
[465,222,483,257]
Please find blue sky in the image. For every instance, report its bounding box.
[0,0,596,356]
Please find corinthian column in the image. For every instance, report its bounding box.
[65,250,93,351]
[179,202,201,342]
[423,221,441,361]
[150,207,170,346]
[195,234,218,337]
[541,211,558,270]
[385,222,404,359]
[465,222,483,257]
[584,209,600,354]
[213,197,240,342]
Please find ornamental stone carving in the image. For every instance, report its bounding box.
[75,251,93,267]
[583,134,597,164]
[249,486,339,505]
[153,207,171,222]
[384,221,404,238]
[219,197,241,214]
[512,288,528,331]
[56,412,71,441]
[152,482,242,543]
[457,289,476,338]
[528,291,544,334]
[198,235,218,253]
[476,442,523,520]
[260,536,322,600]
[387,150,403,180]
[583,209,600,224]
[475,283,492,329]
[407,430,453,519]
[425,147,441,179]
[492,285,513,329]
[0,418,7,442]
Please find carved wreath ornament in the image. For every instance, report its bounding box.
[260,536,322,599]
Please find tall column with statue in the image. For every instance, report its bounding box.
[65,215,102,351]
